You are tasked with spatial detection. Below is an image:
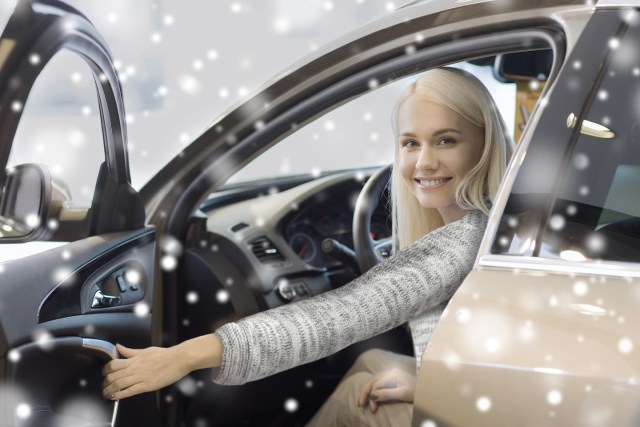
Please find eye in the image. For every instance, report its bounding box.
[437,137,457,146]
[401,139,419,148]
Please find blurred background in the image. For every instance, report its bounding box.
[1,0,514,206]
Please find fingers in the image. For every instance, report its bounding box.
[116,343,139,358]
[104,383,147,401]
[359,377,375,407]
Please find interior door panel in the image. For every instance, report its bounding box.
[0,228,158,426]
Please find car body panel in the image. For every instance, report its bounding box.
[415,5,640,427]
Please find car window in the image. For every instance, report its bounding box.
[228,62,516,184]
[7,50,103,208]
[491,10,640,263]
[0,50,103,260]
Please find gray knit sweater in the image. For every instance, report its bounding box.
[214,209,487,385]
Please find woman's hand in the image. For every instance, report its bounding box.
[102,334,223,400]
[358,368,417,413]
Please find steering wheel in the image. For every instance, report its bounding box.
[353,164,393,273]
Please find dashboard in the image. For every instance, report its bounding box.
[187,169,391,319]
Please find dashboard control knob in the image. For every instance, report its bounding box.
[276,280,296,302]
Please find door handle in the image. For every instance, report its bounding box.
[82,339,120,427]
[92,290,121,308]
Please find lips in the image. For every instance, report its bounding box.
[414,177,452,188]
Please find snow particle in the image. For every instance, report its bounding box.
[33,329,55,351]
[455,308,471,324]
[323,1,334,11]
[186,291,199,304]
[573,153,589,170]
[230,2,242,13]
[161,255,178,271]
[218,87,230,99]
[16,403,31,419]
[151,32,162,43]
[29,54,40,65]
[609,38,620,49]
[633,67,640,77]
[549,295,558,307]
[421,421,438,427]
[305,379,314,388]
[363,112,373,121]
[618,338,634,354]
[485,337,501,353]
[164,15,174,25]
[193,60,204,71]
[566,204,577,216]
[597,90,609,101]
[573,60,582,70]
[586,233,605,253]
[368,78,379,89]
[324,121,335,131]
[207,50,218,61]
[405,45,416,55]
[216,289,230,304]
[134,302,150,317]
[8,349,20,362]
[529,80,540,91]
[549,214,565,231]
[311,168,322,178]
[284,398,299,413]
[547,390,563,406]
[572,281,589,297]
[476,396,492,412]
[11,101,22,112]
[579,185,589,196]
[179,75,200,95]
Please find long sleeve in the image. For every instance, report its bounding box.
[214,209,487,385]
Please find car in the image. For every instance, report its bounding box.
[1,0,639,426]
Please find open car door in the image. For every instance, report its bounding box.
[0,1,160,425]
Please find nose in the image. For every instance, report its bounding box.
[415,145,437,171]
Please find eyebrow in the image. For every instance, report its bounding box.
[399,128,463,138]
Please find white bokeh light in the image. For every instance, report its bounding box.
[547,390,563,406]
[186,291,199,304]
[549,214,565,231]
[8,349,20,362]
[618,338,634,354]
[161,255,178,271]
[476,396,492,412]
[572,281,589,297]
[284,398,299,413]
[134,302,150,317]
[216,289,230,304]
[16,403,31,419]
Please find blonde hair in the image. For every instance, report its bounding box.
[391,67,514,250]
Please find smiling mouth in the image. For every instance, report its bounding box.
[415,177,452,188]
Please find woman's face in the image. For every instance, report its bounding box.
[397,95,485,224]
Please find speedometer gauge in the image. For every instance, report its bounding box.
[289,233,317,263]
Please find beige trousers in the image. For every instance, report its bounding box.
[306,349,415,427]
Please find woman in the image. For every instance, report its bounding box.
[102,67,513,424]
[307,66,512,426]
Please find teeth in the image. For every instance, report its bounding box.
[418,178,449,187]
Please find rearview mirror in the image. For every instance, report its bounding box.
[0,164,52,242]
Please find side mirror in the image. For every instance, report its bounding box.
[0,164,52,242]
[493,49,553,83]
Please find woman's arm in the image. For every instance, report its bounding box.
[215,210,487,385]
[102,333,223,400]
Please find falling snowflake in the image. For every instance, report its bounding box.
[176,376,198,396]
[311,168,322,177]
[305,379,313,388]
[421,421,437,427]
[134,302,150,317]
[597,90,609,101]
[455,308,471,324]
[609,38,620,49]
[323,1,334,11]
[161,255,177,271]
[16,403,31,419]
[579,185,589,196]
[179,75,200,95]
[586,233,605,253]
[8,349,20,362]
[618,338,633,354]
[11,101,22,112]
[218,87,230,99]
[573,60,582,70]
[572,281,589,296]
[164,15,174,26]
[573,153,589,170]
[547,390,563,406]
[33,329,55,351]
[29,54,40,65]
[324,121,335,131]
[485,337,501,353]
[216,289,230,304]
[549,214,565,231]
[186,291,199,304]
[566,204,577,216]
[284,398,299,413]
[405,45,416,55]
[151,32,162,43]
[476,396,492,412]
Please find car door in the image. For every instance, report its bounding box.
[415,6,640,427]
[0,2,160,426]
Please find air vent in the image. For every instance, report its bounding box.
[249,236,285,263]
[231,222,249,232]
